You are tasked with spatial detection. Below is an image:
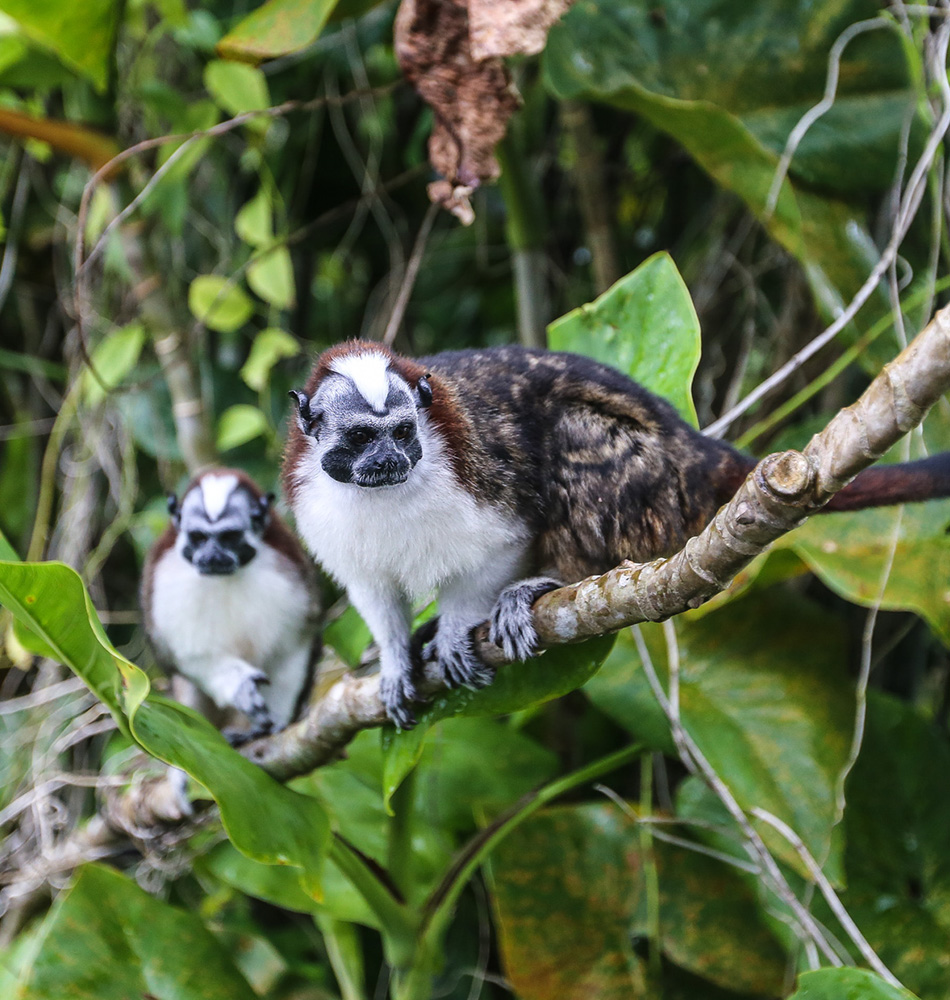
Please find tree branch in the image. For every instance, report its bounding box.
[245,303,950,780]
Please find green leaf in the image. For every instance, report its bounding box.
[235,187,273,247]
[548,252,700,425]
[203,841,378,927]
[204,58,270,116]
[239,326,300,392]
[585,588,854,880]
[16,863,257,1000]
[188,275,255,333]
[81,323,146,407]
[0,0,119,90]
[790,967,920,1000]
[217,0,342,63]
[247,245,296,310]
[216,403,269,451]
[0,560,331,895]
[382,635,615,811]
[780,500,950,645]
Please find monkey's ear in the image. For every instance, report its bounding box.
[415,373,433,410]
[252,492,273,531]
[290,390,323,438]
[167,494,180,527]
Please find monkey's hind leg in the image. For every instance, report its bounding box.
[489,577,561,661]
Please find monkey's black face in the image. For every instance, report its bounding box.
[322,417,422,487]
[175,473,265,575]
[182,527,257,575]
[301,366,426,489]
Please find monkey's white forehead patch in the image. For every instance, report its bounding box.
[199,473,239,521]
[330,352,392,413]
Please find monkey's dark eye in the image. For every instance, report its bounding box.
[188,531,208,546]
[392,422,414,441]
[347,427,374,447]
[218,530,244,547]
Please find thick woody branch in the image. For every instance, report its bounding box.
[246,304,950,781]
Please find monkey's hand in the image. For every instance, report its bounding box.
[489,577,561,661]
[379,667,419,731]
[424,622,494,691]
[232,669,276,733]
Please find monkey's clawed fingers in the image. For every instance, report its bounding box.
[426,629,494,691]
[232,670,276,729]
[379,671,419,731]
[489,577,560,661]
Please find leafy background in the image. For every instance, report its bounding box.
[0,0,949,998]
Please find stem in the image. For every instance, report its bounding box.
[559,99,621,294]
[387,767,416,897]
[328,835,416,968]
[497,134,548,348]
[315,915,367,1000]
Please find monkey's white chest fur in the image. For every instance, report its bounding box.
[292,430,528,598]
[149,545,311,666]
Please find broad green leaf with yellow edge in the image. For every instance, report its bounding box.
[82,323,145,407]
[0,560,330,895]
[790,967,920,1000]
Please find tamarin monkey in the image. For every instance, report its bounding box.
[142,468,321,740]
[283,342,950,728]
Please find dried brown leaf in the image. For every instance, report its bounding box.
[469,0,573,60]
[396,0,569,222]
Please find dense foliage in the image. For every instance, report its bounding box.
[0,1,949,998]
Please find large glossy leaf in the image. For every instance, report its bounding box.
[790,967,920,1000]
[780,500,950,645]
[486,802,786,999]
[15,863,256,1000]
[381,635,615,810]
[0,560,330,894]
[543,0,906,360]
[547,251,700,424]
[584,588,854,879]
[0,0,119,90]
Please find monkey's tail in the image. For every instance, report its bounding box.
[825,454,950,511]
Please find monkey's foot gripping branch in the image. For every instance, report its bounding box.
[247,303,950,783]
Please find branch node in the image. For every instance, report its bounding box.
[760,450,814,500]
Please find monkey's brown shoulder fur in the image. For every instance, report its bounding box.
[419,346,749,580]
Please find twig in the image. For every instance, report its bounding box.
[751,807,900,986]
[382,202,439,347]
